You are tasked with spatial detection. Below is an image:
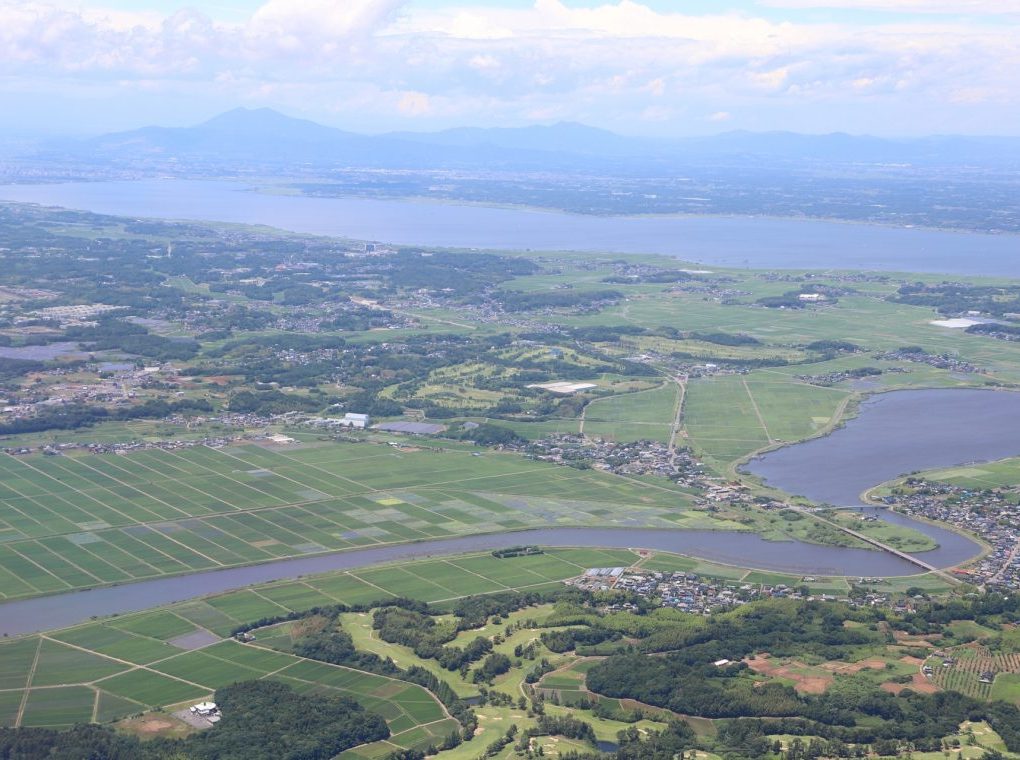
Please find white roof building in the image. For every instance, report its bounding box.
[339,412,370,428]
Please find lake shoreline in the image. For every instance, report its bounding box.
[258,183,1020,239]
[3,179,1020,275]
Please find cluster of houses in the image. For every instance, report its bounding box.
[517,434,709,487]
[568,567,929,614]
[571,569,823,614]
[795,368,886,387]
[1,363,184,422]
[875,348,983,374]
[887,479,1020,588]
[4,434,244,458]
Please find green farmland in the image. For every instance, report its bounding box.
[926,457,1020,490]
[0,543,958,733]
[0,547,633,742]
[0,442,722,601]
[581,380,679,443]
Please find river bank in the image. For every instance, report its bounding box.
[0,525,938,637]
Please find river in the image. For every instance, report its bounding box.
[0,387,1015,636]
[0,526,931,637]
[2,179,1020,275]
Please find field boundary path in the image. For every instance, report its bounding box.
[667,374,687,459]
[742,379,775,445]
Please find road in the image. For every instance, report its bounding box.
[667,374,688,462]
[793,507,960,583]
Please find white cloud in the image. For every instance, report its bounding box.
[642,78,666,97]
[708,111,732,122]
[397,90,431,116]
[468,54,499,70]
[760,0,1020,13]
[0,0,1017,134]
[248,0,405,40]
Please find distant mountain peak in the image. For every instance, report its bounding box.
[63,108,1020,171]
[198,107,327,133]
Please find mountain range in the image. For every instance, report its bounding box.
[30,107,1020,172]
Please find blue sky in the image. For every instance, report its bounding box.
[2,0,1018,136]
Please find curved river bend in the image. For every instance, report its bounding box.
[0,390,1016,636]
[0,526,930,637]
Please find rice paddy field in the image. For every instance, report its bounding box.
[0,546,636,739]
[682,374,852,469]
[0,441,720,601]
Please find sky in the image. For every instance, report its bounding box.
[1,0,1019,137]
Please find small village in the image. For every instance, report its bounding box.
[886,479,1020,588]
[567,567,899,613]
[875,348,984,374]
[518,434,710,487]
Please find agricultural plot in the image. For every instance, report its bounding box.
[683,373,849,468]
[928,646,1020,701]
[582,381,678,443]
[1,629,452,742]
[535,660,591,702]
[0,442,706,601]
[927,457,1020,490]
[0,547,629,730]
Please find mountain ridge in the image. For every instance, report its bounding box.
[37,107,1020,169]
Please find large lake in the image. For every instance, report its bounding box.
[2,179,1019,275]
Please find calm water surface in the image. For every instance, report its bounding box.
[2,179,1019,275]
[745,388,1020,567]
[0,527,926,637]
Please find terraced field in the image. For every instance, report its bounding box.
[0,441,708,601]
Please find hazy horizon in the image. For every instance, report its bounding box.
[2,0,1019,138]
[7,104,1020,142]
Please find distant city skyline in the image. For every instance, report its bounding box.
[2,0,1018,137]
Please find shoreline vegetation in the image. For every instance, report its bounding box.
[252,183,1020,239]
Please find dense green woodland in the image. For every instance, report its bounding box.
[5,588,1020,758]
